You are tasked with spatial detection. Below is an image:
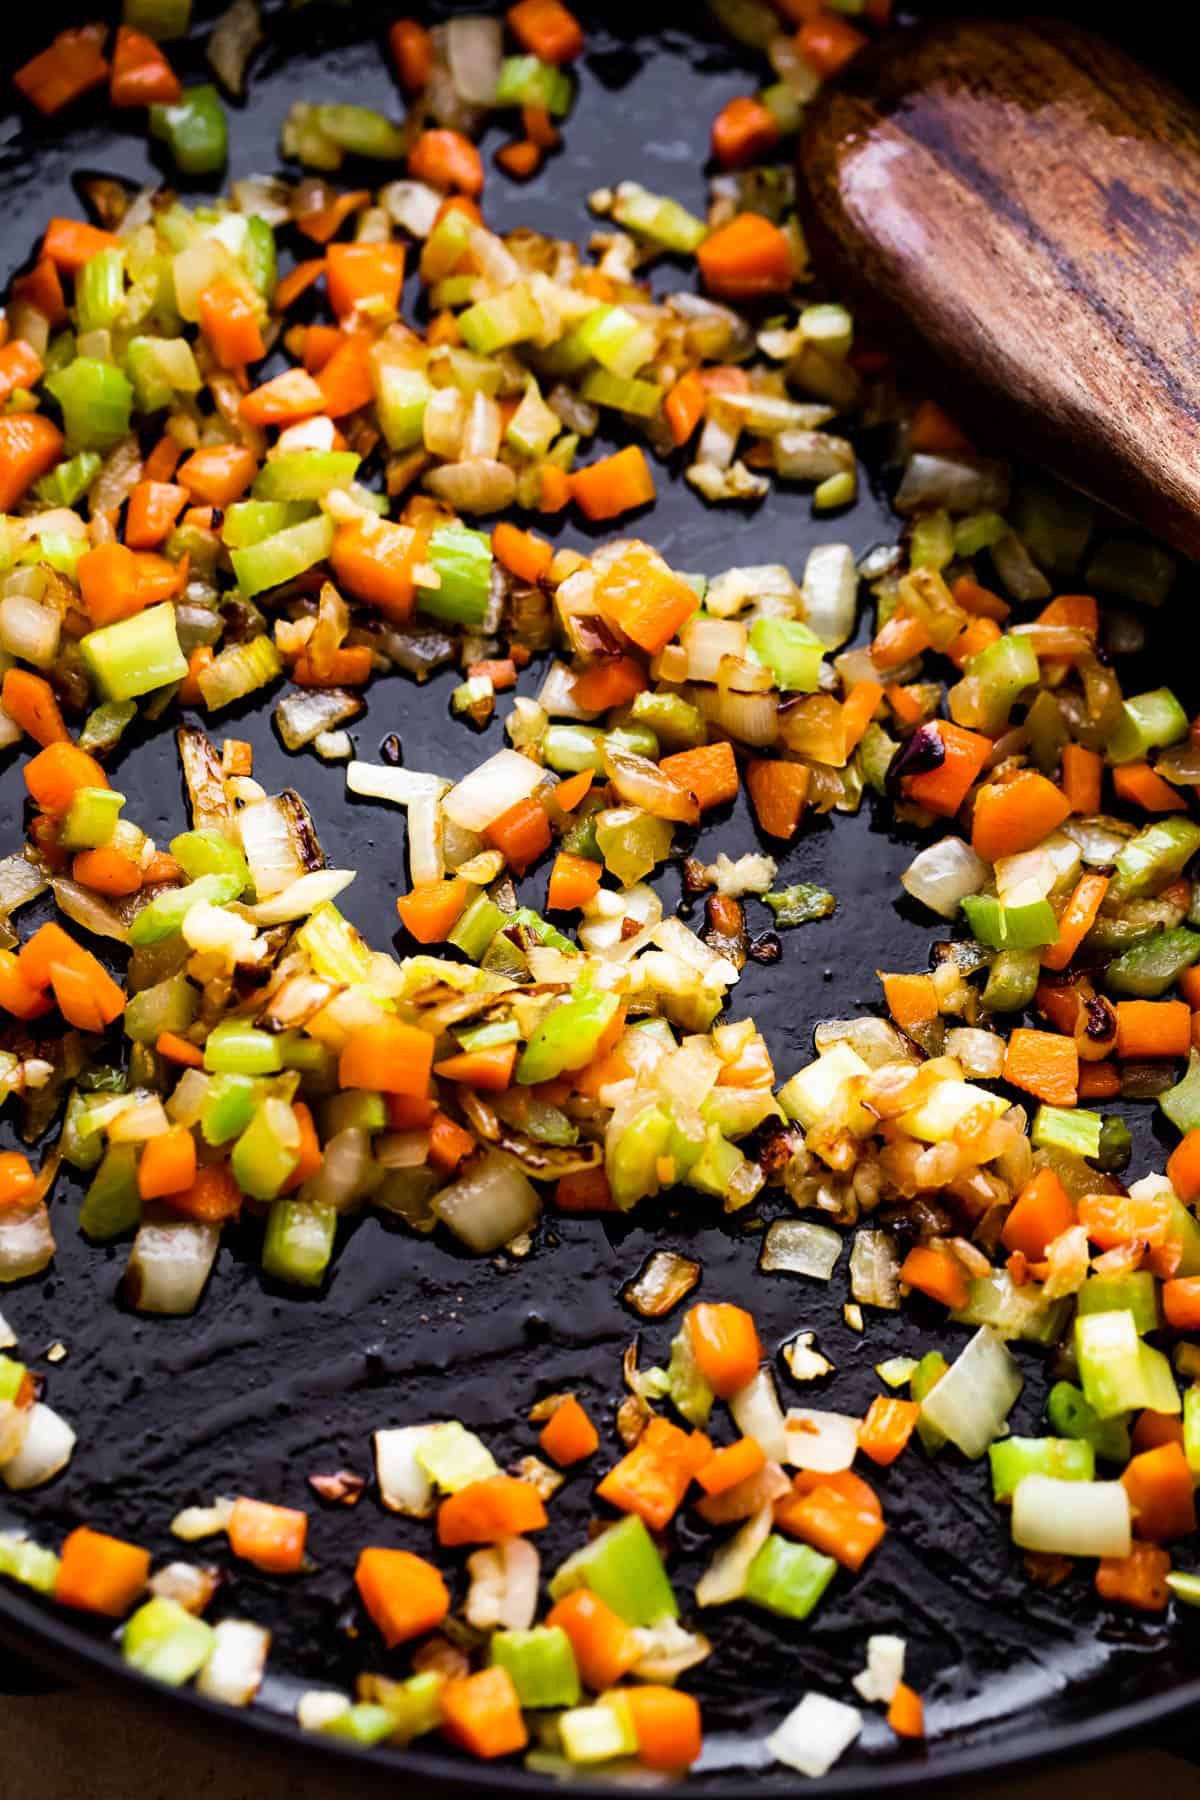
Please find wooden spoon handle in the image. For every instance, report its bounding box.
[799,18,1200,556]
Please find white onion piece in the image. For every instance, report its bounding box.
[1012,1475,1131,1558]
[170,1496,234,1541]
[784,1408,860,1474]
[125,1216,220,1315]
[0,1310,15,1350]
[761,1219,842,1281]
[381,179,443,238]
[848,1230,901,1310]
[207,0,263,97]
[375,1424,437,1516]
[239,795,316,899]
[433,1151,540,1252]
[901,836,989,918]
[802,542,859,648]
[994,834,1080,906]
[813,1016,913,1068]
[53,877,130,943]
[537,660,592,720]
[303,1128,372,1212]
[464,1537,539,1632]
[442,750,543,832]
[423,458,517,515]
[631,1618,712,1682]
[729,1368,788,1463]
[690,680,779,748]
[2,1403,75,1491]
[681,615,748,680]
[0,593,59,667]
[852,1634,906,1704]
[0,1401,30,1467]
[446,14,502,102]
[407,792,444,886]
[246,869,354,925]
[0,1204,55,1283]
[767,1692,862,1778]
[695,1504,774,1607]
[0,855,47,945]
[298,1691,351,1732]
[149,1562,220,1614]
[347,761,446,807]
[893,453,1010,515]
[1060,814,1133,866]
[918,1326,1022,1460]
[197,1618,271,1706]
[651,915,740,987]
[944,1027,1006,1080]
[0,705,20,752]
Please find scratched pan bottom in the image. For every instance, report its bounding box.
[1,0,1198,1790]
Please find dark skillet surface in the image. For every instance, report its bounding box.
[1,2,1199,1790]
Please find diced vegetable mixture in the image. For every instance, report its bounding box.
[1,0,1199,1782]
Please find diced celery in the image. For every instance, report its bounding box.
[123,1598,215,1686]
[748,616,824,692]
[989,1436,1094,1502]
[0,1356,26,1403]
[961,893,1058,950]
[744,1536,836,1621]
[417,525,493,626]
[230,514,335,599]
[1076,1273,1159,1335]
[954,510,1008,555]
[559,1696,637,1765]
[1075,1310,1180,1420]
[1167,1570,1200,1608]
[374,366,432,453]
[543,724,605,774]
[630,689,706,748]
[1031,1105,1102,1159]
[982,947,1041,1012]
[150,85,228,175]
[123,0,192,38]
[446,893,506,961]
[80,604,188,702]
[321,1091,387,1137]
[201,1074,257,1146]
[45,358,133,452]
[578,368,663,417]
[458,284,543,355]
[665,1324,715,1427]
[962,633,1039,733]
[1108,688,1189,765]
[1169,1197,1200,1277]
[517,978,619,1084]
[261,1199,336,1287]
[1046,1380,1131,1463]
[127,873,242,946]
[76,248,126,335]
[505,376,560,459]
[125,335,203,412]
[204,1019,284,1076]
[414,1420,499,1493]
[1085,537,1175,607]
[1162,1050,1200,1134]
[950,1271,1069,1346]
[294,903,373,985]
[61,1089,118,1172]
[0,1533,59,1594]
[572,305,657,381]
[1184,1384,1200,1477]
[170,828,250,889]
[231,1098,301,1200]
[683,1125,746,1200]
[312,104,408,160]
[910,509,955,571]
[1105,927,1200,998]
[59,786,125,851]
[124,972,197,1045]
[548,1514,677,1626]
[242,216,276,299]
[34,450,101,509]
[197,636,282,711]
[489,1627,580,1710]
[78,1145,142,1239]
[253,452,361,501]
[322,1704,395,1746]
[1011,482,1094,578]
[370,1670,444,1741]
[1111,819,1200,904]
[610,181,708,253]
[495,55,572,115]
[222,500,313,549]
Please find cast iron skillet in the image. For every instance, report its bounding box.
[1,2,1198,1790]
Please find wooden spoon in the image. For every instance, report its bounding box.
[799,17,1200,557]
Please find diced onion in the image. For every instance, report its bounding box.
[52,877,130,943]
[298,1691,351,1732]
[766,1692,862,1778]
[784,1408,860,1473]
[423,458,517,515]
[381,180,443,239]
[275,687,362,751]
[852,1634,906,1704]
[124,1216,220,1315]
[848,1230,901,1310]
[0,855,47,949]
[918,1326,1022,1459]
[901,836,989,918]
[304,1128,373,1211]
[893,453,1010,515]
[0,592,59,667]
[443,749,544,832]
[247,869,354,924]
[1011,1475,1131,1558]
[761,1218,842,1280]
[622,1251,701,1319]
[0,1310,15,1350]
[347,761,446,807]
[465,1537,539,1632]
[695,1504,774,1607]
[447,14,502,103]
[728,1368,788,1463]
[0,1403,75,1491]
[631,1618,712,1682]
[239,792,322,899]
[170,1496,234,1541]
[207,0,264,99]
[0,1204,55,1283]
[375,1424,437,1516]
[945,1027,1007,1080]
[433,1150,540,1252]
[197,1618,270,1707]
[407,792,444,887]
[802,543,859,649]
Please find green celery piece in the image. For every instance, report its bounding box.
[502,906,576,955]
[242,215,276,299]
[610,182,707,253]
[559,1698,638,1765]
[961,633,1039,734]
[1046,1380,1131,1463]
[170,828,251,889]
[1168,1197,1200,1277]
[76,248,126,334]
[322,1705,394,1746]
[630,690,706,749]
[744,1535,836,1621]
[261,1199,336,1287]
[579,369,662,417]
[1076,1273,1159,1335]
[123,1598,215,1686]
[489,1627,581,1710]
[231,1098,301,1200]
[1023,689,1069,777]
[764,884,836,927]
[372,1670,444,1741]
[150,85,228,174]
[445,894,506,961]
[494,54,571,114]
[322,1090,388,1137]
[683,1125,745,1199]
[123,0,192,38]
[759,80,804,138]
[0,1533,59,1594]
[455,1018,521,1054]
[858,721,897,795]
[701,1086,780,1138]
[294,903,373,985]
[59,787,125,851]
[1031,1105,1102,1159]
[374,366,432,452]
[961,892,1058,950]
[80,1144,142,1241]
[459,284,543,356]
[1107,687,1189,765]
[0,1356,27,1403]
[418,526,493,627]
[1184,1385,1200,1477]
[45,358,133,452]
[1075,1310,1180,1420]
[666,1325,715,1427]
[125,336,203,412]
[81,604,188,703]
[954,510,1009,556]
[542,725,605,774]
[230,514,335,599]
[222,500,312,549]
[1111,818,1200,904]
[204,1019,284,1076]
[505,376,560,459]
[1162,1050,1200,1134]
[1085,537,1175,606]
[201,1073,257,1146]
[415,1421,499,1492]
[1105,927,1200,998]
[516,978,619,1084]
[572,305,656,381]
[748,616,824,692]
[253,452,361,501]
[607,1105,671,1211]
[128,873,242,946]
[910,509,954,571]
[950,1271,1069,1346]
[197,636,281,711]
[988,1436,1094,1503]
[312,104,408,159]
[124,972,197,1045]
[982,948,1041,1013]
[1095,1114,1133,1174]
[911,1351,948,1453]
[60,1089,113,1171]
[605,723,659,761]
[548,1514,677,1626]
[1167,1571,1200,1608]
[34,450,101,509]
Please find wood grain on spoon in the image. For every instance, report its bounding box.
[799,17,1200,557]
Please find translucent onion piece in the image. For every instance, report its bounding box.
[178,726,233,835]
[767,1693,862,1779]
[196,1618,270,1706]
[346,761,446,807]
[901,836,989,919]
[246,869,354,924]
[274,687,362,751]
[0,1310,15,1351]
[0,1403,75,1491]
[0,856,47,949]
[604,743,699,824]
[1011,1475,1131,1557]
[812,1016,914,1069]
[408,793,445,887]
[207,0,263,98]
[447,15,502,103]
[374,1425,437,1516]
[728,1368,788,1463]
[433,1150,540,1252]
[631,1618,712,1683]
[695,1504,774,1608]
[848,1230,901,1310]
[52,878,130,944]
[918,1325,1022,1460]
[0,1204,55,1283]
[149,1562,220,1614]
[240,792,323,899]
[760,1218,842,1280]
[893,453,1010,515]
[380,180,443,239]
[170,1496,234,1542]
[852,1634,906,1704]
[0,591,59,667]
[622,1250,701,1318]
[443,750,544,832]
[124,1216,220,1315]
[465,1536,540,1632]
[944,1027,1007,1080]
[801,542,858,649]
[423,458,517,516]
[784,1408,860,1473]
[303,1128,373,1212]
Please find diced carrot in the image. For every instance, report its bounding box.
[1180,967,1200,1010]
[440,1666,528,1760]
[1,669,68,747]
[1095,1541,1171,1612]
[1168,1129,1200,1203]
[776,1482,886,1572]
[72,846,142,896]
[109,25,181,107]
[1122,1442,1196,1542]
[625,1686,702,1772]
[426,309,461,348]
[972,770,1072,861]
[485,795,552,874]
[1113,762,1186,813]
[325,243,406,322]
[659,742,739,811]
[909,399,972,455]
[1078,1061,1120,1101]
[227,1496,308,1574]
[0,414,65,511]
[295,190,371,246]
[552,770,594,814]
[23,743,108,814]
[572,446,657,521]
[596,1417,711,1530]
[240,369,327,429]
[746,759,810,839]
[177,444,259,508]
[695,1435,766,1496]
[1061,742,1103,814]
[522,104,561,150]
[356,1546,449,1647]
[537,1394,599,1466]
[903,720,991,817]
[881,972,938,1036]
[1163,1275,1200,1330]
[947,615,1002,670]
[389,19,434,90]
[0,339,45,407]
[1038,592,1098,635]
[712,95,780,169]
[433,1043,517,1091]
[272,258,326,314]
[1078,1189,1174,1251]
[885,682,928,727]
[0,1152,37,1212]
[687,1302,761,1398]
[340,1018,433,1097]
[951,574,1010,621]
[314,332,374,418]
[842,679,885,753]
[409,129,485,197]
[41,216,118,276]
[553,1166,615,1211]
[696,212,794,301]
[14,25,109,117]
[1041,870,1110,972]
[507,0,584,62]
[1003,1028,1079,1106]
[428,1111,475,1175]
[546,1588,639,1689]
[292,644,373,688]
[197,280,266,369]
[858,1396,920,1466]
[872,611,933,671]
[77,542,159,627]
[0,950,54,1023]
[900,1243,969,1310]
[11,257,68,330]
[537,463,572,513]
[396,878,469,944]
[331,516,424,621]
[125,479,188,550]
[55,1526,149,1617]
[48,956,126,1032]
[468,659,517,690]
[179,646,214,706]
[137,1124,197,1201]
[1116,999,1192,1060]
[887,1682,925,1740]
[496,139,542,180]
[437,1475,547,1546]
[493,521,553,585]
[386,1093,435,1130]
[156,1030,204,1069]
[143,435,183,483]
[571,655,648,713]
[797,11,867,76]
[547,851,602,911]
[1002,1167,1075,1261]
[664,370,707,447]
